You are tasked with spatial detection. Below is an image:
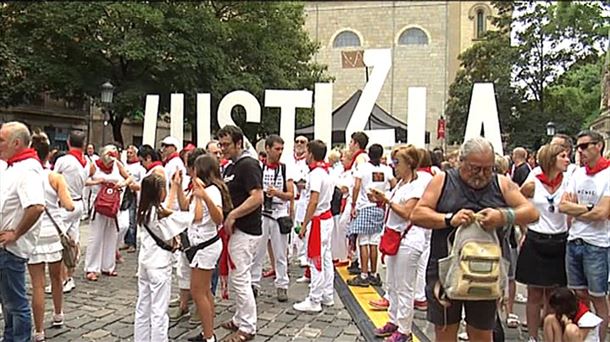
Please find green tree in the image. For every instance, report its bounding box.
[1,2,327,145]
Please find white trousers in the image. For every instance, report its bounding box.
[414,245,430,302]
[331,215,348,261]
[229,229,261,335]
[252,216,289,289]
[117,209,130,249]
[84,215,118,273]
[63,200,84,243]
[386,241,421,335]
[308,218,334,304]
[134,265,172,341]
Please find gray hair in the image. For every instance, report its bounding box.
[126,145,138,154]
[3,121,31,147]
[459,137,494,161]
[100,144,118,164]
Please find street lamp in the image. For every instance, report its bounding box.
[546,121,556,137]
[100,82,114,145]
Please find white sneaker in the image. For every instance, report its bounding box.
[293,298,322,313]
[296,276,310,283]
[44,284,52,294]
[458,331,469,341]
[52,312,64,327]
[63,278,75,293]
[322,298,335,306]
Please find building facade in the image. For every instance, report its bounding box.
[303,1,497,147]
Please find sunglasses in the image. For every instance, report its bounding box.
[576,141,598,151]
[546,195,555,213]
[391,158,399,165]
[295,140,307,144]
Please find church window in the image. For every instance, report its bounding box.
[476,10,486,38]
[333,30,361,48]
[398,28,429,45]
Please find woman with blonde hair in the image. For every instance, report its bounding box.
[84,144,133,281]
[517,144,570,341]
[29,132,75,342]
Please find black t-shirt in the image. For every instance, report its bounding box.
[223,155,263,235]
[511,163,530,187]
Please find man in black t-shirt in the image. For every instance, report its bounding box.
[218,125,263,341]
[511,147,531,186]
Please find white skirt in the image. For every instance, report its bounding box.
[29,221,63,265]
[189,239,222,270]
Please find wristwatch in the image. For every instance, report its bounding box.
[586,203,594,212]
[444,212,455,228]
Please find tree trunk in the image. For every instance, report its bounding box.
[110,112,125,148]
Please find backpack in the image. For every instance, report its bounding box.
[437,221,508,302]
[94,182,122,219]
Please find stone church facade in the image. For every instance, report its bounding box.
[303,1,497,147]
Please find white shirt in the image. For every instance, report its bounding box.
[526,176,568,234]
[125,161,146,184]
[566,167,610,247]
[139,208,193,269]
[306,166,333,216]
[262,163,293,218]
[578,311,602,342]
[164,155,188,191]
[354,162,395,210]
[188,185,222,243]
[0,158,45,258]
[54,153,90,200]
[290,156,309,222]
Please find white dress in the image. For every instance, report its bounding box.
[29,169,64,264]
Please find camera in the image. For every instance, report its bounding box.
[263,192,273,213]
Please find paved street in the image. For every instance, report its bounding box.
[3,222,365,341]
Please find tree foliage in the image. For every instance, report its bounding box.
[1,2,328,144]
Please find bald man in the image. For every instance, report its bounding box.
[511,147,530,186]
[0,121,45,341]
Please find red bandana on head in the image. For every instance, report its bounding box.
[7,148,41,167]
[163,152,180,166]
[346,149,365,171]
[67,148,87,168]
[146,161,163,171]
[536,172,563,188]
[95,158,114,174]
[585,157,610,176]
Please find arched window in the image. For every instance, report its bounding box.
[476,10,486,38]
[398,28,429,46]
[333,31,361,48]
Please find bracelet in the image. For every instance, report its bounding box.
[499,208,515,227]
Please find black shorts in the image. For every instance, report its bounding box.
[425,280,498,331]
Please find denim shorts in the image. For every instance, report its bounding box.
[566,239,609,297]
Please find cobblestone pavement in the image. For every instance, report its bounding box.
[2,223,365,341]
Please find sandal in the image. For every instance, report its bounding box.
[220,320,239,331]
[86,272,98,281]
[224,330,254,342]
[102,270,118,277]
[506,313,520,328]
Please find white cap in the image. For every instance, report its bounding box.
[161,136,181,150]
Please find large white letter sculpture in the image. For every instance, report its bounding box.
[264,89,313,163]
[407,87,427,148]
[217,90,261,155]
[314,82,333,145]
[464,83,504,155]
[345,49,393,146]
[142,95,159,146]
[169,93,184,146]
[196,93,211,147]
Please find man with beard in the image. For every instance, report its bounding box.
[411,137,539,341]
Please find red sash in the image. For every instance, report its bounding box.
[7,148,41,167]
[307,210,333,271]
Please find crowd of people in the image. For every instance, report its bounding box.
[1,119,610,342]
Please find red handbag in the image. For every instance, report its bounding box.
[94,182,121,219]
[379,225,411,256]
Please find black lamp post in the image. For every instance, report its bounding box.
[546,121,556,137]
[100,82,114,145]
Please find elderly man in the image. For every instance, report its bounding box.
[411,137,539,342]
[0,121,45,342]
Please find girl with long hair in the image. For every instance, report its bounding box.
[134,173,192,341]
[29,132,75,342]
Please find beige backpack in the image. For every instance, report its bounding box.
[437,221,508,302]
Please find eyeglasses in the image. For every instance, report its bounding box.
[465,162,494,175]
[295,139,307,144]
[546,195,555,213]
[576,141,598,151]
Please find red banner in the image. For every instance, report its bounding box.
[437,118,446,139]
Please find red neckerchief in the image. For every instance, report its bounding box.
[7,148,41,167]
[127,159,139,165]
[163,152,180,166]
[308,210,333,271]
[265,161,280,169]
[418,167,433,175]
[585,157,610,176]
[67,148,87,168]
[294,152,306,161]
[220,159,229,167]
[536,172,563,188]
[574,300,589,324]
[346,149,365,171]
[145,161,163,171]
[308,161,329,172]
[95,159,114,174]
